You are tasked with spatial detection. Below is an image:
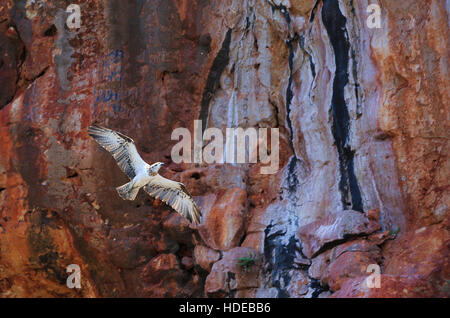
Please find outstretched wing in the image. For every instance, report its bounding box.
[88,125,147,179]
[144,174,202,225]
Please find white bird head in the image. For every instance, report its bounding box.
[150,162,164,173]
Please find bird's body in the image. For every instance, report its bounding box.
[87,125,202,224]
[134,170,152,187]
[116,167,151,201]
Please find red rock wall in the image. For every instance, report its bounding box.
[0,0,448,297]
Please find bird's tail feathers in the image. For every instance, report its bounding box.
[116,182,140,200]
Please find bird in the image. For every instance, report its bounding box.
[87,124,202,225]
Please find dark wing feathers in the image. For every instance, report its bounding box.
[144,175,202,225]
[88,125,146,179]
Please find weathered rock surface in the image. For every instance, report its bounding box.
[0,0,448,298]
[205,247,260,297]
[194,245,221,272]
[332,273,450,298]
[313,239,382,291]
[298,210,380,258]
[198,187,248,251]
[141,253,201,297]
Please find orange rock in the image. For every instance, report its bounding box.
[163,213,195,245]
[140,253,202,297]
[205,247,260,297]
[194,245,221,272]
[198,188,248,251]
[298,210,381,258]
[332,273,449,298]
[0,0,447,298]
[367,208,380,222]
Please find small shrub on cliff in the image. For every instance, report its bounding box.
[237,253,256,272]
[389,226,400,237]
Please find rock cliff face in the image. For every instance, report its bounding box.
[0,0,448,297]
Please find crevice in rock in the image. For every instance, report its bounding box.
[269,3,288,22]
[321,0,363,212]
[271,4,295,151]
[285,34,297,150]
[349,0,362,118]
[0,23,26,109]
[43,24,57,37]
[310,231,372,259]
[295,240,309,259]
[268,99,280,128]
[2,20,50,110]
[26,65,49,83]
[309,277,330,298]
[65,166,79,179]
[2,96,14,110]
[238,230,247,247]
[263,223,298,298]
[226,272,237,298]
[10,23,27,67]
[298,35,316,100]
[287,156,299,193]
[267,1,301,193]
[199,28,232,134]
[309,0,322,22]
[351,47,362,118]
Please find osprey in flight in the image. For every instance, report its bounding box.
[88,125,202,225]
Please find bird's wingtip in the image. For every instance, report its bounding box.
[87,124,109,138]
[88,124,105,131]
